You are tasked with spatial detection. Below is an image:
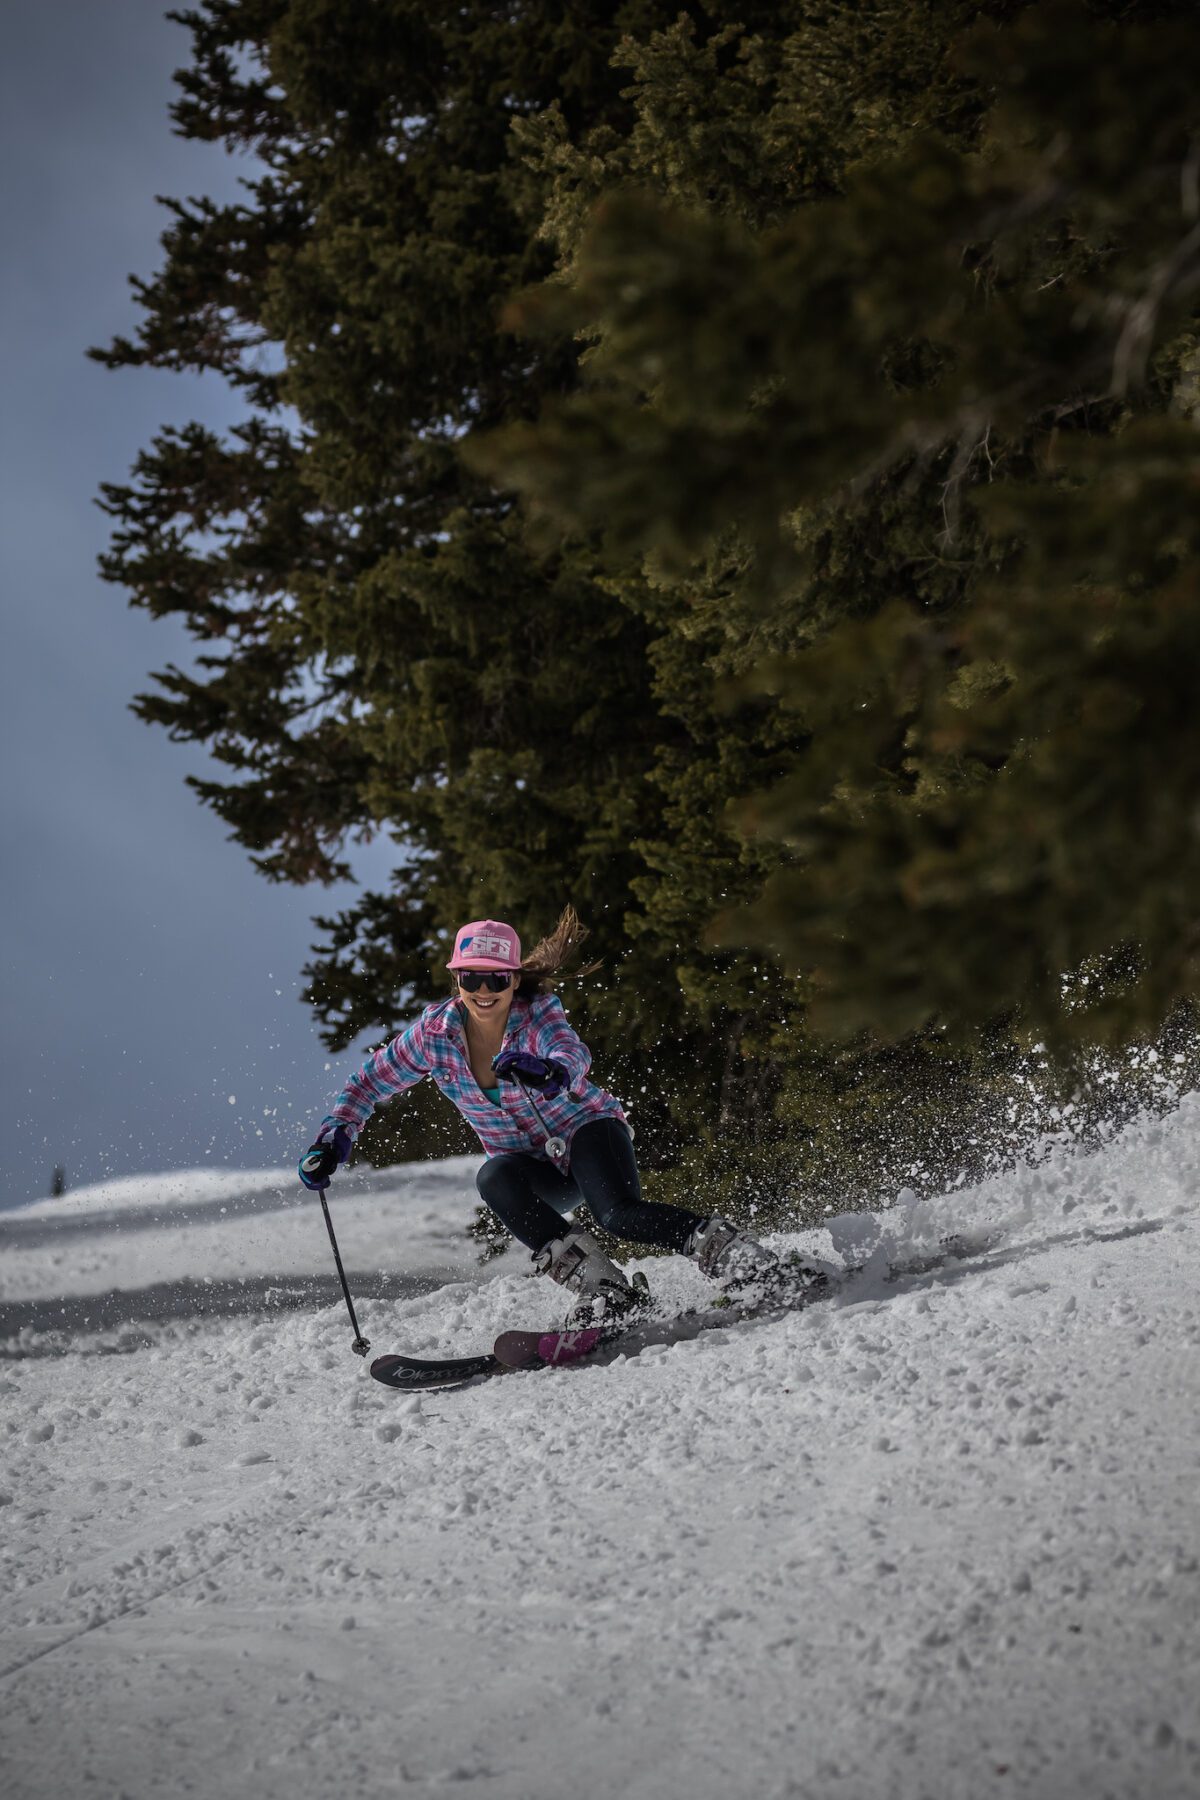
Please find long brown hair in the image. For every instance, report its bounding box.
[516,905,602,997]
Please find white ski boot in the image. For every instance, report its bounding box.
[531,1228,651,1328]
[685,1216,827,1298]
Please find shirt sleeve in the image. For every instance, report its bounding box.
[319,1013,432,1142]
[530,994,592,1097]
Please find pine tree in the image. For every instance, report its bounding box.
[100,2,1197,1217]
[94,2,820,1186]
[474,0,1200,1050]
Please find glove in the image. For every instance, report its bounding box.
[491,1050,568,1098]
[298,1126,352,1190]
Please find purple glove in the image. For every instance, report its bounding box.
[298,1125,352,1190]
[491,1050,568,1098]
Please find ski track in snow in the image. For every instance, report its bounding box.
[1,1112,1199,1798]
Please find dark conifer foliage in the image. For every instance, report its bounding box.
[95,2,808,1182]
[478,0,1200,1047]
[96,1,1200,1210]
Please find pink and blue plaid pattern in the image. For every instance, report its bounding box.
[319,993,627,1167]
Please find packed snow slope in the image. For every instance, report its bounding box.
[2,1104,1199,1800]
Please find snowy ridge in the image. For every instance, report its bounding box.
[10,1166,299,1221]
[0,1156,482,1306]
[2,1104,1199,1799]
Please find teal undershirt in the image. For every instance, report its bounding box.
[457,1001,504,1105]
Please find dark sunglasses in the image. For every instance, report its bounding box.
[458,970,514,993]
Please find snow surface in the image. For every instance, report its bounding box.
[2,1107,1199,1799]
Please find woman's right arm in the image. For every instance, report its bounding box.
[317,1013,432,1144]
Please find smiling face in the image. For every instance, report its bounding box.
[455,973,518,1033]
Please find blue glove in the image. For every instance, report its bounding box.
[299,1126,352,1190]
[491,1050,568,1098]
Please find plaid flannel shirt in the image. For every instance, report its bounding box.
[319,993,627,1167]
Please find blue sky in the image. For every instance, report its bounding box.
[0,3,396,1205]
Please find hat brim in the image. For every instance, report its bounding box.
[447,956,522,973]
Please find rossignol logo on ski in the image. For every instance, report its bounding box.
[540,1328,604,1364]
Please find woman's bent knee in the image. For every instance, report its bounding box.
[476,1156,512,1202]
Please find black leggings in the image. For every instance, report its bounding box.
[475,1117,704,1255]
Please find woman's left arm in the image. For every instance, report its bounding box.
[529,994,592,1096]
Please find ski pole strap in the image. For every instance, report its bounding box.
[519,1081,567,1162]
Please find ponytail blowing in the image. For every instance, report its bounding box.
[516,905,602,997]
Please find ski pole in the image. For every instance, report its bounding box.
[509,1070,567,1162]
[314,1183,371,1356]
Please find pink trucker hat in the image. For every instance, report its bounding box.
[447,919,523,972]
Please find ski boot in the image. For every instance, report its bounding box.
[531,1228,652,1330]
[685,1216,827,1302]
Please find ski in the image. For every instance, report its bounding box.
[371,1234,995,1389]
[491,1233,993,1373]
[490,1286,830,1371]
[369,1350,501,1390]
[493,1269,833,1371]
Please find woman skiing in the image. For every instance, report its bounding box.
[299,909,788,1327]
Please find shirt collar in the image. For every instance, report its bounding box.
[429,993,529,1040]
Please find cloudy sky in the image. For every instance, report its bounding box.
[1,3,396,1206]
